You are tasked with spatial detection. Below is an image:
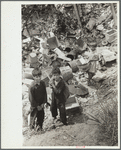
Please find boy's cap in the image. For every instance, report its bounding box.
[32,68,42,77]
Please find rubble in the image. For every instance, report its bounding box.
[92,70,107,82]
[22,3,118,137]
[23,37,31,43]
[102,40,108,46]
[76,38,87,52]
[66,95,80,111]
[77,97,89,103]
[105,29,117,43]
[68,84,89,96]
[86,18,96,31]
[47,36,60,49]
[22,79,34,87]
[68,60,79,72]
[66,50,78,60]
[53,48,71,61]
[96,47,117,62]
[23,68,34,80]
[96,6,111,25]
[60,66,73,81]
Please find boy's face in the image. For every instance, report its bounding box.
[53,73,61,82]
[33,75,41,83]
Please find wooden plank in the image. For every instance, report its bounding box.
[111,3,117,27]
[74,4,83,34]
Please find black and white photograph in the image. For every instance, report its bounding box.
[1,1,120,148]
[21,2,119,147]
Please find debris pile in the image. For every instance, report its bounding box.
[22,3,118,131]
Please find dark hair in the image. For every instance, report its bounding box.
[32,68,42,77]
[52,67,61,75]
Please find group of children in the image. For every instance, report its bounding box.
[29,67,68,131]
[28,53,106,131]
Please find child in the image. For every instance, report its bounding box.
[49,67,68,125]
[29,67,47,131]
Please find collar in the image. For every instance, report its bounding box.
[33,81,40,87]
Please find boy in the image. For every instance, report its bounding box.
[49,67,67,125]
[29,67,47,131]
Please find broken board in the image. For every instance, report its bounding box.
[65,95,80,111]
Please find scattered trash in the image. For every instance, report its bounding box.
[22,4,118,140]
[102,40,108,46]
[66,50,78,60]
[60,66,73,81]
[78,97,89,103]
[68,84,89,96]
[76,37,87,51]
[105,29,117,43]
[64,47,71,53]
[22,79,34,87]
[67,60,79,72]
[96,6,111,25]
[23,37,31,43]
[92,70,107,82]
[96,24,104,31]
[47,36,60,49]
[86,18,96,31]
[76,84,89,96]
[96,47,117,62]
[53,48,71,61]
[66,95,80,111]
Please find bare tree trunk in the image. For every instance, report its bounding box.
[111,3,117,27]
[73,4,83,34]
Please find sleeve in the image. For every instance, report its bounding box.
[42,81,47,104]
[53,79,65,94]
[29,86,38,107]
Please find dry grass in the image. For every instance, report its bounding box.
[98,97,118,146]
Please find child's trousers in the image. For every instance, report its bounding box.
[30,107,44,129]
[50,97,67,125]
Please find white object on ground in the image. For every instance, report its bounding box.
[79,57,87,64]
[23,37,31,43]
[96,47,117,62]
[53,48,71,61]
[28,114,30,126]
[92,70,107,82]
